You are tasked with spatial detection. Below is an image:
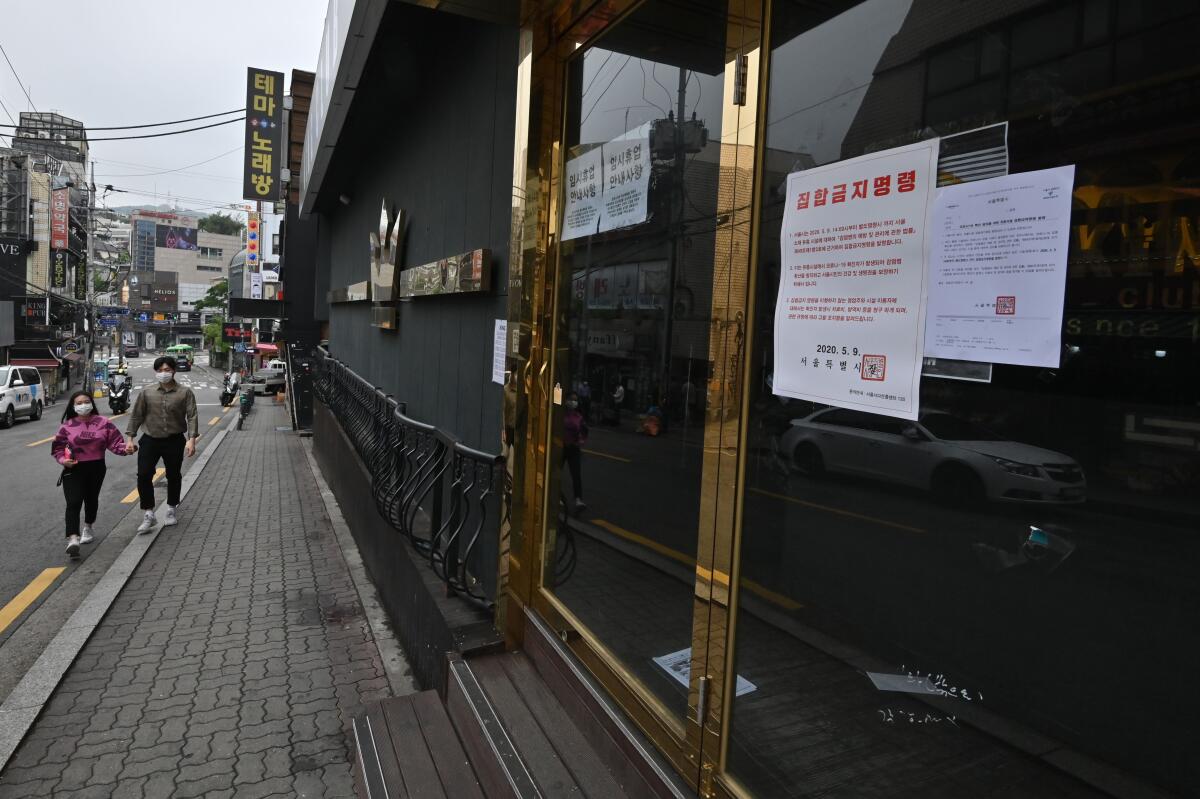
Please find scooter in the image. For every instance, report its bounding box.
[219,373,239,407]
[108,380,131,415]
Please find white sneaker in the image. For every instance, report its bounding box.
[65,535,81,556]
[136,511,157,534]
[163,506,177,527]
[574,497,587,512]
[80,524,94,544]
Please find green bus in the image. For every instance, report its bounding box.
[164,344,194,372]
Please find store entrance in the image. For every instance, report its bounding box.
[533,0,761,790]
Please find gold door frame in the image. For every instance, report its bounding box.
[503,0,769,794]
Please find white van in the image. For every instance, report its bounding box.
[0,365,44,428]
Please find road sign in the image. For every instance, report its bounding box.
[234,343,247,353]
[138,313,149,323]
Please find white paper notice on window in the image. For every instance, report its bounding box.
[492,319,508,384]
[773,139,940,421]
[924,165,1075,368]
[561,146,603,242]
[598,122,651,234]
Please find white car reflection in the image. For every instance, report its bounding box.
[780,409,1086,504]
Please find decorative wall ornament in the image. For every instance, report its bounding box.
[370,199,406,329]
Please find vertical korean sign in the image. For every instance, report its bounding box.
[773,139,940,420]
[50,185,69,289]
[243,68,284,202]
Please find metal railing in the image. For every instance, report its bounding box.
[314,347,505,608]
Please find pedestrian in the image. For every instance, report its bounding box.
[578,380,592,420]
[52,390,134,556]
[125,356,199,533]
[563,392,587,511]
[611,381,625,424]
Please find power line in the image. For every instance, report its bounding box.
[0,107,245,131]
[0,42,36,112]
[60,116,246,142]
[93,146,242,177]
[93,146,243,180]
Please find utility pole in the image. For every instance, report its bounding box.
[658,67,687,416]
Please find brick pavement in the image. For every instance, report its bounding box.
[0,404,390,798]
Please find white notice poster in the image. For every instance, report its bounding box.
[561,146,604,241]
[773,139,940,421]
[925,165,1075,368]
[492,319,508,384]
[598,122,651,234]
[250,272,263,300]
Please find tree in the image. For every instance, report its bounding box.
[198,212,244,236]
[203,315,229,352]
[193,279,228,313]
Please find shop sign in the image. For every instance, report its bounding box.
[243,68,285,201]
[773,139,940,421]
[51,249,68,290]
[74,256,88,300]
[397,249,490,298]
[50,186,69,250]
[0,237,25,275]
[222,322,252,342]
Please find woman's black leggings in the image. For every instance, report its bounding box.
[62,460,106,537]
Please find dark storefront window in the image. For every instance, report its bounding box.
[728,0,1199,797]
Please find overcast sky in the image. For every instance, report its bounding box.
[0,0,327,219]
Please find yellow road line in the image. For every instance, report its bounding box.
[591,518,803,611]
[208,416,219,426]
[222,406,231,414]
[26,436,55,448]
[121,468,165,504]
[582,448,632,463]
[749,486,927,534]
[0,568,66,635]
[591,519,692,566]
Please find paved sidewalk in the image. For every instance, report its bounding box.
[0,404,391,798]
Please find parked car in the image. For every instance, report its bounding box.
[267,359,287,371]
[124,345,140,358]
[779,408,1086,505]
[247,368,286,396]
[0,365,44,428]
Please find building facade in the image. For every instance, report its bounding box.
[300,1,1199,797]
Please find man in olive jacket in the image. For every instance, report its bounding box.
[126,355,199,533]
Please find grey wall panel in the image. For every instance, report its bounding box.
[319,4,516,452]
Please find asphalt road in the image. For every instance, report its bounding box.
[0,354,230,644]
[560,422,1199,794]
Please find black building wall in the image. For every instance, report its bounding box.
[316,5,518,451]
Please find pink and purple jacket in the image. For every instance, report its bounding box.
[51,415,129,464]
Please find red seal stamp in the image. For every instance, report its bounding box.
[860,354,886,381]
[996,295,1016,315]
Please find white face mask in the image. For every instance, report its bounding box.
[74,403,93,415]
[155,371,175,384]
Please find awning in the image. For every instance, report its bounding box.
[64,352,84,362]
[10,358,61,368]
[253,343,279,354]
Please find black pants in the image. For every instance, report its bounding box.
[63,461,106,537]
[137,433,185,510]
[563,444,583,500]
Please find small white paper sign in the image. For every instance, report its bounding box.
[492,319,508,384]
[561,146,604,242]
[599,122,652,234]
[925,165,1075,368]
[653,648,757,697]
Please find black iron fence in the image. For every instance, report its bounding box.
[314,347,505,608]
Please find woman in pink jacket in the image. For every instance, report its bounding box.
[51,390,134,556]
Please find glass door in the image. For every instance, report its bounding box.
[532,0,761,789]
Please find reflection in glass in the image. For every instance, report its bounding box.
[542,0,731,723]
[727,1,1200,797]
